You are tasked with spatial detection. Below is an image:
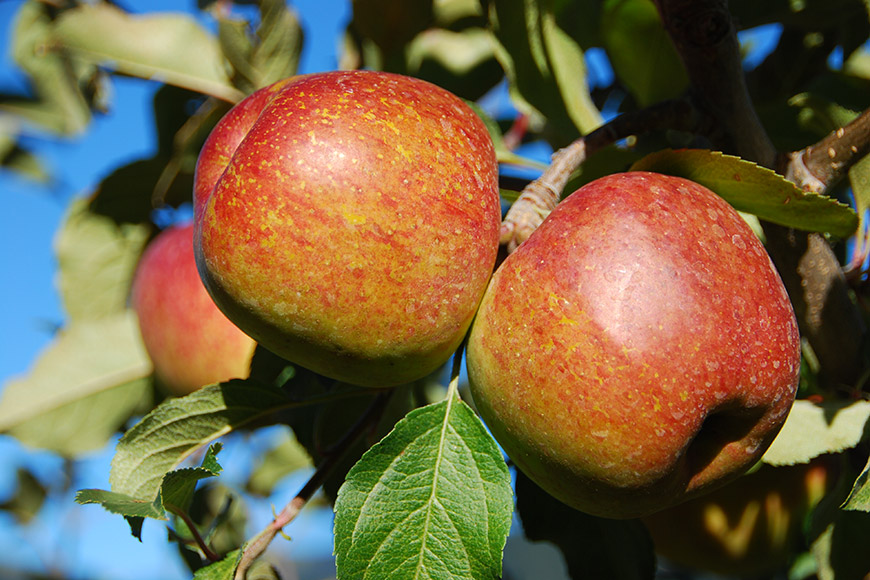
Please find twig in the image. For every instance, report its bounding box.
[500,98,698,253]
[233,390,392,579]
[783,107,870,193]
[166,505,221,563]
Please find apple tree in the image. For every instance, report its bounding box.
[1,0,870,579]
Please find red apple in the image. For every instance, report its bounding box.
[131,223,256,396]
[642,457,836,576]
[194,71,501,387]
[466,171,801,519]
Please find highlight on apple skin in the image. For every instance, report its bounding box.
[467,171,801,519]
[193,70,502,388]
[130,222,256,396]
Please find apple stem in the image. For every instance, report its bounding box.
[233,389,393,579]
[165,504,222,563]
[500,98,698,253]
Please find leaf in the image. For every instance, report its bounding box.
[77,443,224,525]
[630,149,859,238]
[55,198,151,322]
[0,311,152,456]
[842,455,870,512]
[52,3,243,103]
[193,550,242,580]
[600,0,688,107]
[515,470,656,580]
[789,93,861,138]
[761,399,870,466]
[246,429,313,497]
[109,379,302,501]
[811,509,870,580]
[3,0,92,135]
[487,0,601,145]
[333,394,513,580]
[249,0,304,89]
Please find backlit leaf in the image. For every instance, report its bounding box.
[334,394,513,580]
[55,197,151,323]
[53,3,243,103]
[761,399,870,466]
[630,149,858,237]
[601,0,688,107]
[0,311,152,456]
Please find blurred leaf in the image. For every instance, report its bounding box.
[464,101,549,172]
[250,0,304,88]
[218,0,303,93]
[53,3,243,103]
[487,0,602,144]
[515,470,655,580]
[55,197,151,322]
[630,149,859,237]
[406,27,503,100]
[192,550,241,580]
[842,455,870,512]
[3,0,92,135]
[812,508,870,580]
[0,311,152,456]
[334,394,513,580]
[246,429,312,497]
[0,138,51,182]
[351,0,434,57]
[0,468,48,524]
[789,93,861,137]
[601,0,688,107]
[761,400,870,466]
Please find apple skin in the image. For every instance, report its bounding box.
[466,171,801,519]
[194,71,501,387]
[642,457,835,576]
[131,223,256,396]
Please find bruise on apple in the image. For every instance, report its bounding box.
[194,71,501,387]
[467,172,801,519]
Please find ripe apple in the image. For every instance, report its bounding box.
[642,457,836,576]
[131,222,256,396]
[194,70,501,387]
[466,171,801,519]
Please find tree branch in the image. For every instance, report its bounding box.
[500,97,699,252]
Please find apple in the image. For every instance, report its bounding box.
[466,171,801,519]
[193,70,501,387]
[642,457,836,576]
[131,222,256,396]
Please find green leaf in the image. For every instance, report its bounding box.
[109,380,302,501]
[630,149,859,237]
[55,198,151,322]
[334,394,513,580]
[842,455,870,512]
[515,471,655,580]
[3,0,92,135]
[52,3,243,103]
[789,93,861,138]
[487,0,601,144]
[0,311,152,456]
[193,550,242,580]
[601,0,688,107]
[761,400,870,466]
[75,488,164,521]
[811,509,870,580]
[77,443,224,527]
[249,0,304,89]
[162,443,224,515]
